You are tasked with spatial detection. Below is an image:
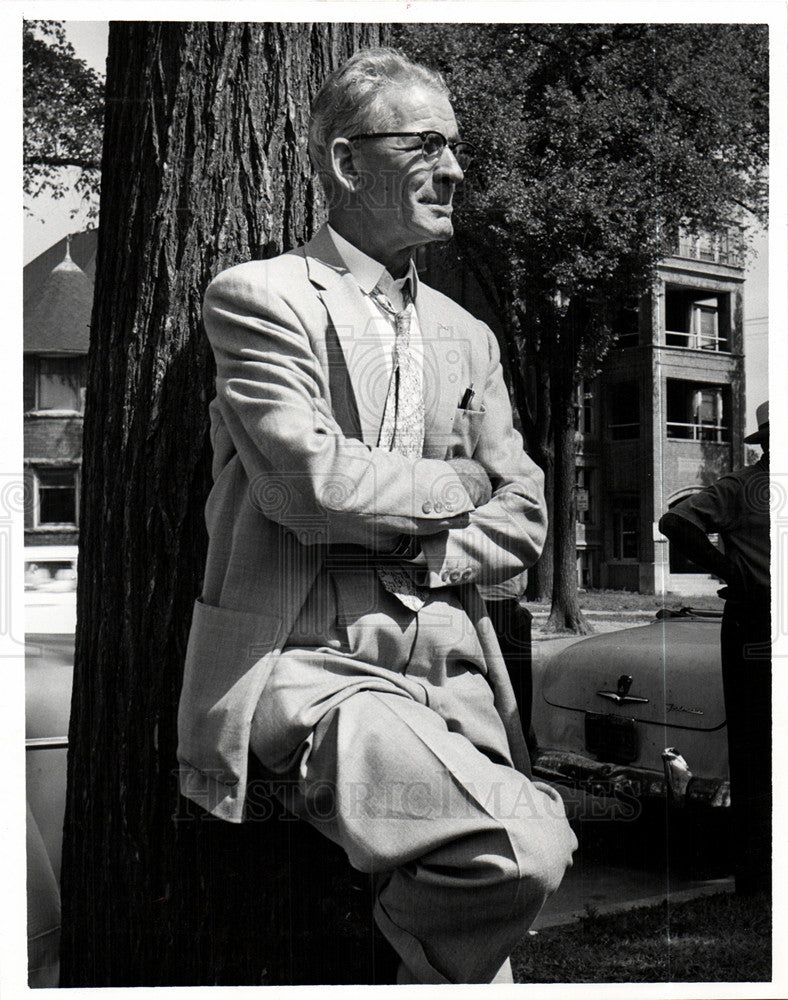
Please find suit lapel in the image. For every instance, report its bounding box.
[302,227,466,458]
[304,227,389,448]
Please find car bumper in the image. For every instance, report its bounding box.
[532,748,731,808]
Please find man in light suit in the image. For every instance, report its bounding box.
[177,48,576,984]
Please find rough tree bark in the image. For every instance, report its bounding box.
[60,21,391,987]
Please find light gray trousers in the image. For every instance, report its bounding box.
[250,567,577,983]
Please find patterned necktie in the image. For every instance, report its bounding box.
[370,281,429,611]
[373,283,425,458]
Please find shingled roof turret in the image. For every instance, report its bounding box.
[23,238,93,354]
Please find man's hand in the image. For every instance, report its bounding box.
[448,457,492,508]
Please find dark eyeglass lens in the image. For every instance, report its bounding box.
[421,134,474,168]
[422,133,445,156]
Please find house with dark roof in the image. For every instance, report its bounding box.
[23,230,97,547]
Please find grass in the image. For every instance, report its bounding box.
[530,589,725,613]
[512,891,771,983]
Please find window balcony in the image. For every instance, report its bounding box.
[666,421,729,444]
[674,235,744,268]
[664,329,730,352]
[664,287,731,353]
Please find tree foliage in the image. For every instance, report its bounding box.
[23,20,104,214]
[396,23,768,629]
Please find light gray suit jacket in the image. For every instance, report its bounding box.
[177,225,547,822]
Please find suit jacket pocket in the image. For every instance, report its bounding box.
[177,598,286,786]
[447,405,487,459]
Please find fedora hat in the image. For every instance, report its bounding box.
[744,400,769,444]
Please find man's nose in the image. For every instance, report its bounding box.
[435,145,464,185]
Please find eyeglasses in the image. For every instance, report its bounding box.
[348,131,476,170]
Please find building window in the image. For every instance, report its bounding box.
[576,548,598,589]
[675,229,742,267]
[574,466,595,524]
[612,298,640,348]
[666,381,730,443]
[665,287,730,352]
[35,468,78,527]
[714,231,737,266]
[612,497,639,560]
[26,356,87,412]
[608,381,640,440]
[575,381,596,435]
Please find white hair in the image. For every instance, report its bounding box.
[309,47,449,198]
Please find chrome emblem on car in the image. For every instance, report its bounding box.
[665,702,704,716]
[597,674,649,705]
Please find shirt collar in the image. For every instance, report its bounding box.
[326,224,419,302]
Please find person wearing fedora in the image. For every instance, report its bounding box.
[659,401,771,898]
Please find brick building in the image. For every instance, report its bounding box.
[23,231,96,549]
[576,233,745,595]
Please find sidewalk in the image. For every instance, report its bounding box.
[529,606,656,656]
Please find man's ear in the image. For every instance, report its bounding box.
[329,137,363,194]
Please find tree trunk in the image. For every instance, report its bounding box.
[544,318,591,634]
[60,21,391,987]
[524,360,554,603]
[496,299,554,605]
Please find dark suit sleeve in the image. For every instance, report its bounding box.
[419,324,547,586]
[204,265,476,548]
[666,478,738,535]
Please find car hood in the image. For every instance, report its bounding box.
[541,618,725,731]
[26,634,74,740]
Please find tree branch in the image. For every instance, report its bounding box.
[730,196,761,218]
[24,154,101,170]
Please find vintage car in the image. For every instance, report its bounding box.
[531,608,730,811]
[26,631,73,987]
[25,543,77,987]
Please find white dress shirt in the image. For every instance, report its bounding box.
[326,225,425,395]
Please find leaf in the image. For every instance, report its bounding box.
[23,19,104,216]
